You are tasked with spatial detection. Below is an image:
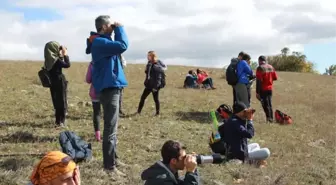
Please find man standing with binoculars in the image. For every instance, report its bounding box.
[85,15,128,176]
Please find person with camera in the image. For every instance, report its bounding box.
[44,41,70,128]
[256,55,278,123]
[219,102,270,165]
[85,15,128,176]
[141,140,200,185]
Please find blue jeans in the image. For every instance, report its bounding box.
[100,88,120,169]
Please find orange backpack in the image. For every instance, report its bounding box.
[275,109,293,125]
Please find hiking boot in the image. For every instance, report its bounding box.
[116,160,127,167]
[267,118,274,123]
[105,167,126,177]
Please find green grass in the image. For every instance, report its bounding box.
[0,61,335,185]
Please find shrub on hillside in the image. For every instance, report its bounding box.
[267,47,317,73]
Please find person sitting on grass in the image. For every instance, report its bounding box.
[183,70,198,89]
[28,151,80,185]
[196,69,216,89]
[219,101,270,167]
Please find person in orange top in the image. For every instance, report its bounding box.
[28,151,80,185]
[256,56,278,123]
[196,69,216,89]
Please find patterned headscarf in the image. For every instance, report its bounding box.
[30,151,76,185]
[44,41,61,71]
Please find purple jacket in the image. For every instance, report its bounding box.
[86,62,99,102]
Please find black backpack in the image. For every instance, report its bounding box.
[160,73,166,88]
[226,60,240,86]
[38,67,51,88]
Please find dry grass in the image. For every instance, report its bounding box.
[0,61,335,185]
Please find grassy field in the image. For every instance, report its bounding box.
[0,61,335,185]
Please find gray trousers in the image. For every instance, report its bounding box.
[234,83,250,107]
[100,88,120,169]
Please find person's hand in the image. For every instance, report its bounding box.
[256,94,261,101]
[246,109,255,120]
[61,46,68,56]
[184,154,197,173]
[113,22,123,27]
[73,166,81,185]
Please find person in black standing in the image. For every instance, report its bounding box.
[44,41,70,127]
[137,51,165,116]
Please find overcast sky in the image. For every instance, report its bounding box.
[0,0,335,70]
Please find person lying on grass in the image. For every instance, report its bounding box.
[219,101,270,167]
[28,151,80,185]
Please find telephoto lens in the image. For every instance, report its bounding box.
[196,153,226,164]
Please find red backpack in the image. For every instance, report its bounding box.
[275,110,293,125]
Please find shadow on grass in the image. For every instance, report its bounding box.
[0,158,34,171]
[175,111,211,123]
[0,131,57,143]
[0,120,53,129]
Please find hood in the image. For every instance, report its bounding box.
[85,32,99,54]
[85,31,113,54]
[231,57,239,65]
[141,161,178,184]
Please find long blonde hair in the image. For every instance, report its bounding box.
[148,50,158,61]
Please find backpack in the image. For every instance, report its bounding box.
[226,60,240,86]
[275,110,293,125]
[160,73,166,88]
[59,131,92,163]
[38,67,51,88]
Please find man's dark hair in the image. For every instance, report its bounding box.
[188,70,193,75]
[242,53,251,61]
[238,51,246,57]
[258,55,266,62]
[161,140,186,164]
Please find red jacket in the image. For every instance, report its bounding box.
[256,63,277,93]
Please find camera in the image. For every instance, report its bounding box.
[196,153,226,164]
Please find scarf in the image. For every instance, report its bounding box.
[30,151,76,185]
[44,41,61,71]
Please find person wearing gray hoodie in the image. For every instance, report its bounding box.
[141,140,200,185]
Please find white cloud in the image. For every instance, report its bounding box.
[0,0,335,67]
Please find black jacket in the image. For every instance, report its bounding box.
[144,62,165,90]
[141,161,199,185]
[219,116,254,162]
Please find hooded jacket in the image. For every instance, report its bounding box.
[141,161,199,185]
[85,26,129,92]
[144,62,165,90]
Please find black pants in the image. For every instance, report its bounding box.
[50,75,68,125]
[232,86,237,106]
[202,78,214,88]
[137,88,160,114]
[260,90,273,121]
[92,101,101,131]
